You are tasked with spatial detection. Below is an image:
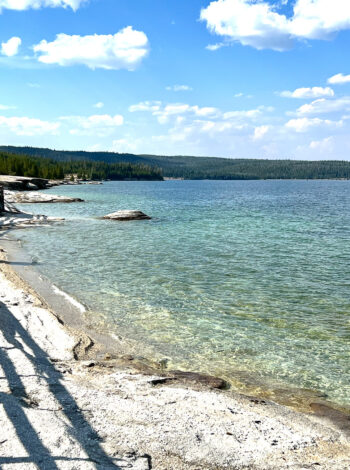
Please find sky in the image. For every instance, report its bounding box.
[1,0,350,160]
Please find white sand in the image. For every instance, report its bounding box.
[0,249,349,469]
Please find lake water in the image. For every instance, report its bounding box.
[14,180,350,408]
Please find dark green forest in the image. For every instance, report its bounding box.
[1,145,350,180]
[0,151,163,181]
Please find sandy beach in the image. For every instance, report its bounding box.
[0,212,349,469]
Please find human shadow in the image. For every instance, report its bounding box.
[0,261,35,266]
[0,301,122,469]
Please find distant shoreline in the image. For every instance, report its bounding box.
[2,145,350,181]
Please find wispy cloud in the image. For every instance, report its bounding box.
[0,115,60,136]
[279,87,334,99]
[60,114,124,136]
[285,117,343,132]
[0,104,16,110]
[93,102,104,109]
[166,85,193,92]
[297,97,350,115]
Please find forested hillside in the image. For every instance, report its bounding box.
[1,145,350,179]
[0,151,163,181]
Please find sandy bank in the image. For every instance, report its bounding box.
[0,243,349,469]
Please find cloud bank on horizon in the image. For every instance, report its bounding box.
[0,0,350,160]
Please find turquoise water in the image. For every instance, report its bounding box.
[14,180,350,407]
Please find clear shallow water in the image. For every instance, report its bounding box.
[15,180,350,407]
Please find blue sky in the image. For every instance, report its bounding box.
[1,0,350,159]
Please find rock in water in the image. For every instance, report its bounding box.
[103,210,151,221]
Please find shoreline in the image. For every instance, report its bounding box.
[0,236,350,468]
[4,232,350,416]
[2,186,350,416]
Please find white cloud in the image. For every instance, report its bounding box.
[195,106,218,116]
[206,42,227,51]
[166,85,193,92]
[61,114,124,136]
[297,97,350,115]
[129,101,161,112]
[285,117,342,132]
[154,104,219,124]
[93,102,104,109]
[111,138,142,153]
[0,0,86,12]
[223,105,274,120]
[129,101,272,133]
[1,37,21,57]
[309,136,334,151]
[280,86,334,99]
[0,115,60,136]
[328,73,350,84]
[33,27,149,70]
[234,92,253,98]
[200,0,350,51]
[130,101,219,124]
[253,125,270,140]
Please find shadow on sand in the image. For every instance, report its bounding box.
[0,300,123,469]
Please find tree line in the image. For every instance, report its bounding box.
[1,145,350,179]
[0,151,163,181]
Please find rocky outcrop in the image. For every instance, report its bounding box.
[103,210,151,221]
[0,175,50,190]
[0,211,64,229]
[0,192,66,229]
[5,191,84,204]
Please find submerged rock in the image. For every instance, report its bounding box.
[103,210,151,221]
[170,371,228,389]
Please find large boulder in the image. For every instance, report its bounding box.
[103,210,151,221]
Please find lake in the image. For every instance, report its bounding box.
[15,179,350,408]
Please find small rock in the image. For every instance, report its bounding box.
[103,210,151,221]
[149,377,175,386]
[170,370,228,389]
[82,361,95,368]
